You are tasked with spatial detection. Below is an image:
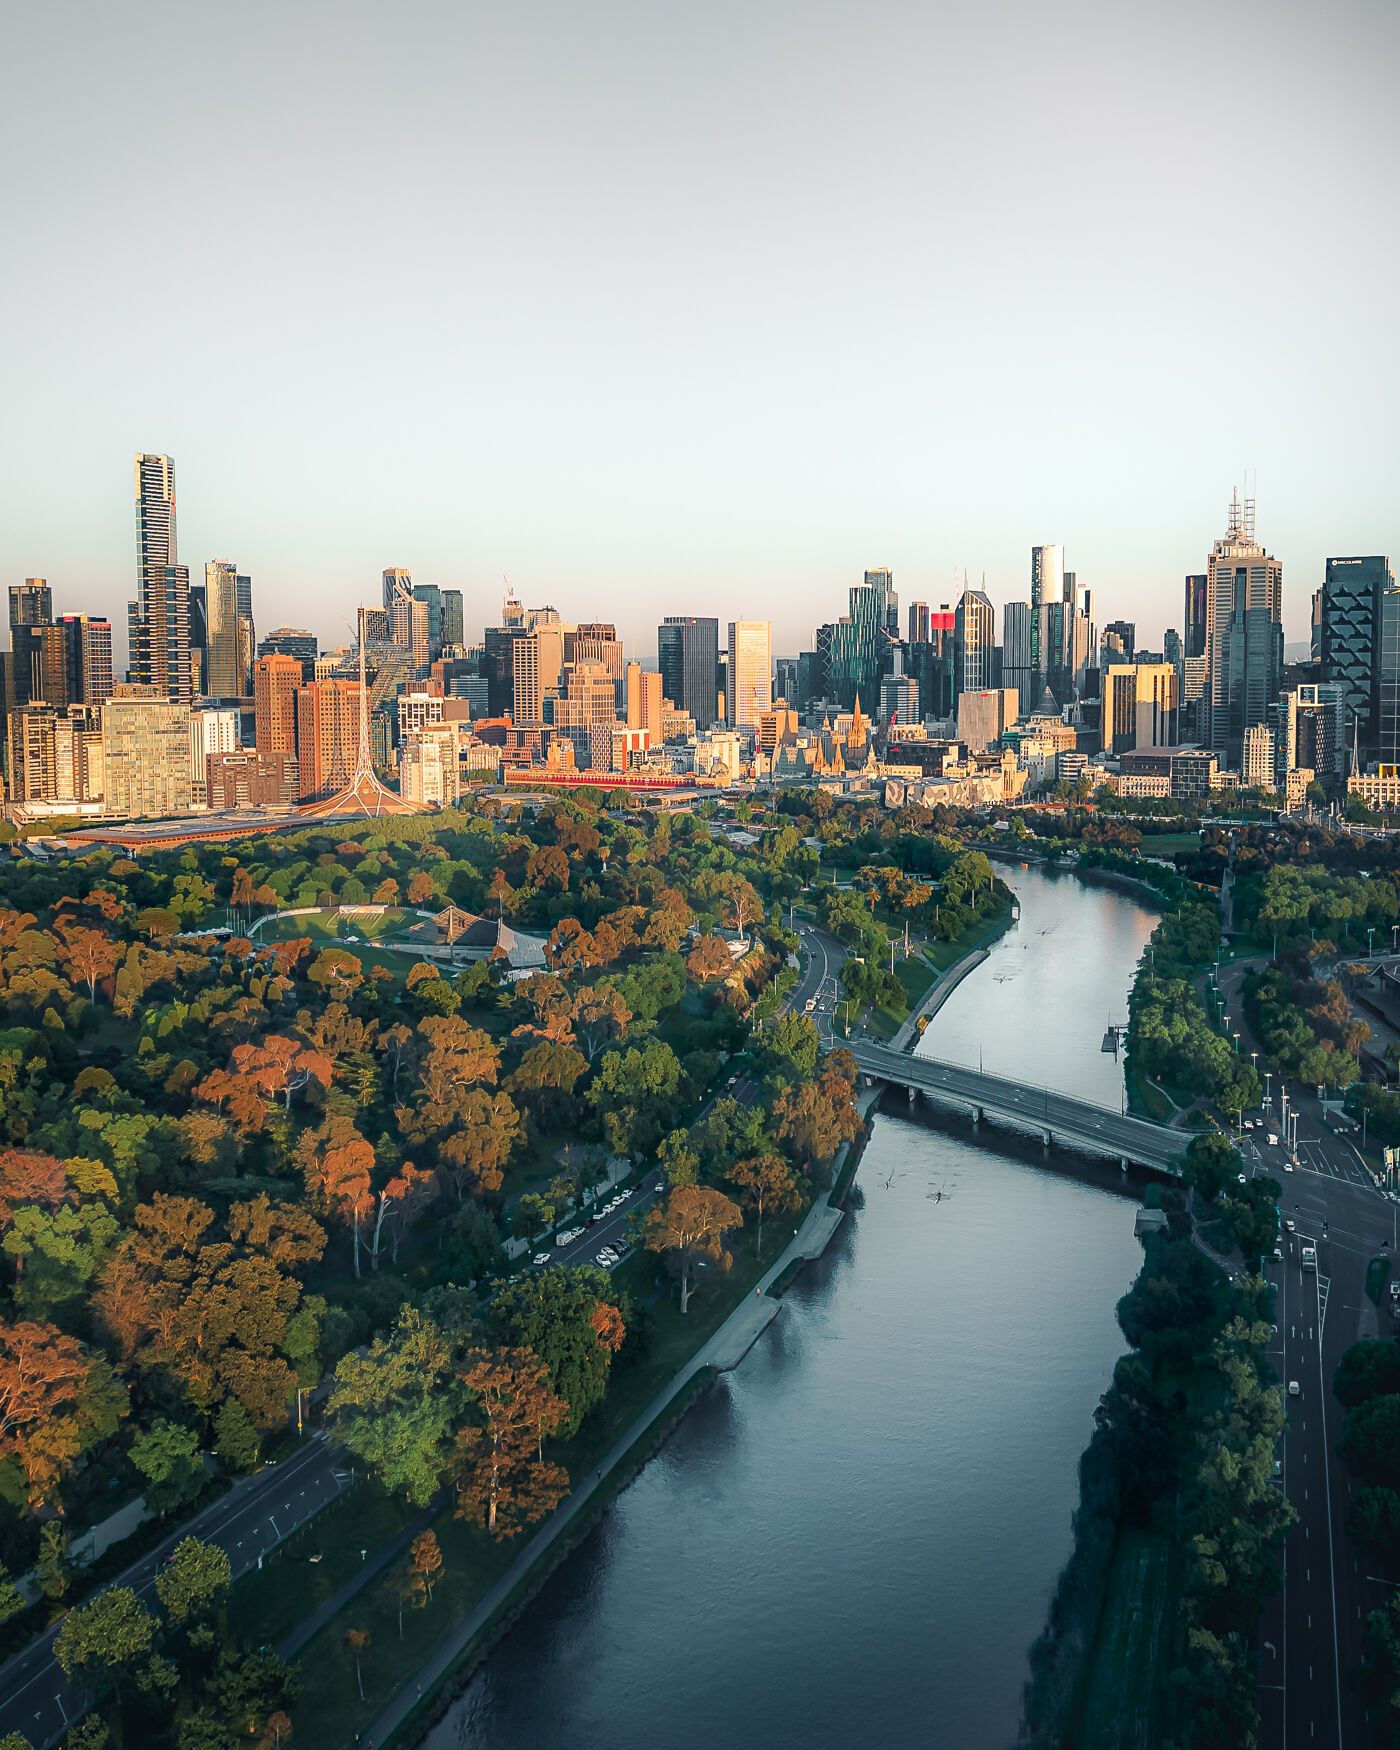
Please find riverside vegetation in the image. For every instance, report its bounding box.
[0,786,1013,1750]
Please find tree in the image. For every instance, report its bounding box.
[1340,1393,1400,1488]
[1348,1486,1400,1565]
[1181,1133,1239,1204]
[35,1520,70,1601]
[261,1712,294,1750]
[130,1418,205,1515]
[752,1013,821,1086]
[54,1586,159,1696]
[343,1628,370,1702]
[326,1309,463,1503]
[1334,1340,1400,1409]
[571,985,630,1061]
[490,1266,626,1435]
[303,1127,375,1277]
[587,1041,683,1159]
[0,1319,89,1504]
[772,1063,863,1175]
[727,1154,803,1260]
[409,1528,442,1604]
[407,870,437,907]
[643,1185,743,1313]
[503,1042,588,1127]
[686,935,733,983]
[215,1397,262,1472]
[156,1536,232,1625]
[454,1347,569,1538]
[0,1559,24,1626]
[435,1091,522,1201]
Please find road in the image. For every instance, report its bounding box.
[1215,952,1396,1750]
[0,1435,351,1750]
[846,1039,1185,1173]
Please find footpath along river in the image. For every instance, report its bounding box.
[422,864,1158,1750]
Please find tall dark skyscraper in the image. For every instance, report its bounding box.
[59,614,114,707]
[1184,574,1208,659]
[128,453,192,703]
[441,589,464,647]
[9,580,51,634]
[658,616,720,726]
[1320,554,1396,763]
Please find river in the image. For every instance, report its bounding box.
[422,864,1156,1750]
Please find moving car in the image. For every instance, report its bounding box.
[532,1252,551,1266]
[1288,1380,1301,1396]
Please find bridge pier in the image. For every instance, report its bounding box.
[1041,1128,1051,1150]
[907,1086,916,1105]
[971,1105,982,1127]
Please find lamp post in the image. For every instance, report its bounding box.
[1370,927,1377,959]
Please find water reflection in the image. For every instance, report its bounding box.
[920,863,1155,1108]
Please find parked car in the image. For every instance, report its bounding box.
[532,1252,551,1266]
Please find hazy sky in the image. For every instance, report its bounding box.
[3,0,1396,663]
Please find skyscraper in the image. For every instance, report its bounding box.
[102,683,192,816]
[658,617,720,727]
[727,622,772,731]
[383,567,412,609]
[512,624,565,724]
[907,602,930,645]
[1184,575,1208,659]
[128,453,192,704]
[413,584,442,655]
[1001,603,1034,713]
[59,615,114,707]
[1203,489,1283,769]
[625,661,663,744]
[254,654,302,757]
[204,559,254,698]
[816,570,899,713]
[441,589,464,647]
[295,678,363,800]
[1030,544,1064,681]
[9,580,51,632]
[1320,555,1396,763]
[954,587,995,697]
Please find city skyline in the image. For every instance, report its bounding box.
[3,4,1397,659]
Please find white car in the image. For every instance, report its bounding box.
[1268,1135,1279,1146]
[532,1252,551,1266]
[1288,1380,1300,1396]
[596,1251,617,1267]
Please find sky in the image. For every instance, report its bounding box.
[2,0,1396,665]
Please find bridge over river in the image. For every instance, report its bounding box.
[847,1040,1186,1175]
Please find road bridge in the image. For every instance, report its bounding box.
[848,1040,1185,1175]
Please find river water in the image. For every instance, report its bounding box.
[423,865,1155,1750]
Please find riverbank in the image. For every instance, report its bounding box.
[1074,865,1172,909]
[891,946,991,1052]
[355,1092,879,1750]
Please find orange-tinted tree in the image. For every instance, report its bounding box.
[454,1347,569,1538]
[727,1153,804,1259]
[642,1184,743,1312]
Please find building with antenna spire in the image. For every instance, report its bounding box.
[1203,485,1283,769]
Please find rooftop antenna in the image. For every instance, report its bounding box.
[1243,469,1257,544]
[1352,712,1360,779]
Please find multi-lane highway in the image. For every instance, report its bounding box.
[0,1435,351,1750]
[1217,955,1396,1749]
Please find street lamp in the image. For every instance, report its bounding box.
[1370,927,1377,959]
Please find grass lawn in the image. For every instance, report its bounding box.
[1139,832,1201,858]
[923,902,1015,973]
[867,949,940,1041]
[1126,1063,1177,1125]
[1069,1521,1183,1750]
